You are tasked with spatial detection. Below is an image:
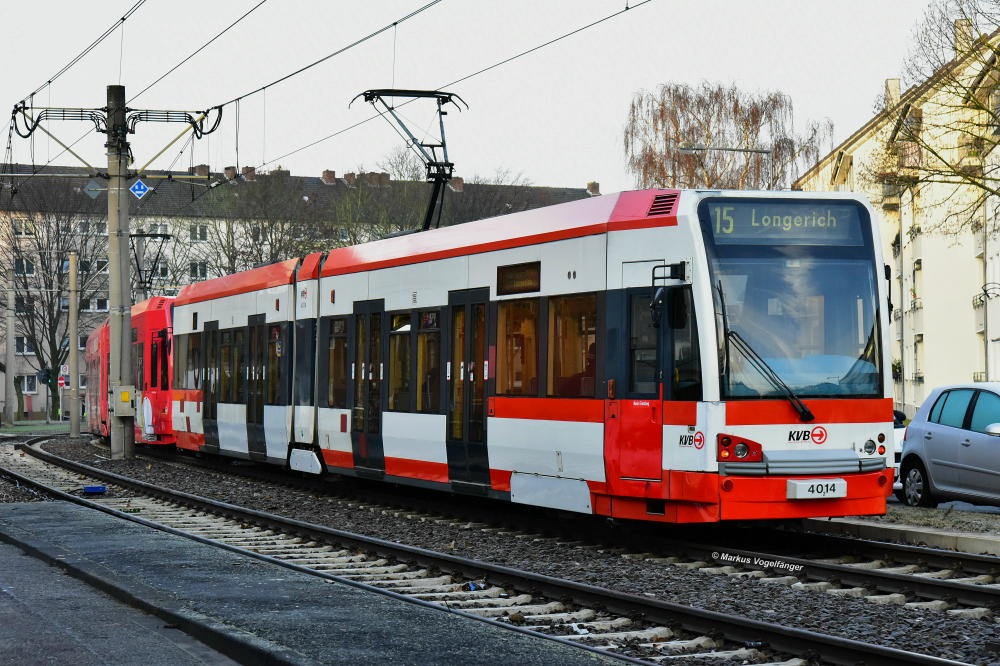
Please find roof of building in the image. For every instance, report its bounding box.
[0,164,591,221]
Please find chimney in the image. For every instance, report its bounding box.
[194,164,210,178]
[321,169,337,185]
[955,18,974,56]
[241,166,256,182]
[271,167,290,177]
[224,166,237,181]
[358,172,371,187]
[586,181,600,196]
[343,172,357,188]
[448,176,464,193]
[884,78,901,109]
[380,172,390,187]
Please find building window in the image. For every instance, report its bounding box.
[60,297,69,312]
[189,262,208,280]
[326,319,348,408]
[79,335,87,350]
[96,297,109,312]
[148,222,168,234]
[153,261,169,278]
[14,259,35,275]
[547,293,597,397]
[416,311,441,413]
[12,220,34,236]
[18,375,38,394]
[388,313,412,411]
[96,259,109,273]
[79,373,87,389]
[189,224,208,242]
[14,296,32,314]
[497,299,539,395]
[15,336,34,355]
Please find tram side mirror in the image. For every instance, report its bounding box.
[985,423,1000,436]
[650,287,666,328]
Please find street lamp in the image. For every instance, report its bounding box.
[979,282,1000,381]
[677,141,775,188]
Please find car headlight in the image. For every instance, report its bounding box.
[863,439,876,454]
[734,442,750,458]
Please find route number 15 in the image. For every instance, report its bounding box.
[714,206,735,234]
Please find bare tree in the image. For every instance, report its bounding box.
[623,81,833,190]
[858,1,1000,232]
[0,179,109,419]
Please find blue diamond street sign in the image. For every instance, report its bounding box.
[129,179,150,199]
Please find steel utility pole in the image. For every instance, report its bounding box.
[68,251,80,437]
[106,85,133,459]
[4,278,15,426]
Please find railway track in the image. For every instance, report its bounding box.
[0,438,967,666]
[125,443,1000,620]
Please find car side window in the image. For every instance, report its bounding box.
[937,389,975,429]
[928,392,948,423]
[970,391,1000,434]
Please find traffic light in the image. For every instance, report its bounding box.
[36,368,51,384]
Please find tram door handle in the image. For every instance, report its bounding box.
[650,402,659,423]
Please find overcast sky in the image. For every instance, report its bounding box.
[2,0,929,194]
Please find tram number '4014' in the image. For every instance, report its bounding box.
[786,478,847,499]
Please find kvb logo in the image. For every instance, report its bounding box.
[810,426,828,445]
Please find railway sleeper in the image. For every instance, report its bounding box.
[642,636,717,652]
[441,593,533,609]
[651,647,760,662]
[367,575,452,589]
[342,568,432,582]
[555,618,634,633]
[411,587,508,601]
[521,609,602,625]
[332,564,410,576]
[468,601,565,617]
[569,626,673,644]
[272,553,367,564]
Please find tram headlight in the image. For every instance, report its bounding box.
[733,443,750,458]
[863,439,877,455]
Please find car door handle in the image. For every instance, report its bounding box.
[961,439,972,447]
[924,432,933,439]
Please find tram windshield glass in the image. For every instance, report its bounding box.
[699,198,882,399]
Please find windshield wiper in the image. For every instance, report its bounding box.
[714,281,814,423]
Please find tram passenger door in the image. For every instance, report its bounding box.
[609,289,665,481]
[446,288,490,489]
[351,300,386,477]
[202,322,220,453]
[246,316,268,461]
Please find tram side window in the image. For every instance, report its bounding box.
[173,334,188,388]
[416,311,441,413]
[266,325,282,405]
[497,299,539,395]
[150,341,159,388]
[160,333,170,390]
[327,319,348,408]
[548,293,597,397]
[188,333,202,390]
[388,314,412,411]
[670,288,703,401]
[135,342,145,390]
[219,331,233,403]
[629,294,658,394]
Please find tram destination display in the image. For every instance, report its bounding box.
[704,200,865,246]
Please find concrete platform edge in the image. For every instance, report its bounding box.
[803,517,1000,556]
[0,520,312,666]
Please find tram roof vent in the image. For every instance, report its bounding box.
[647,192,679,217]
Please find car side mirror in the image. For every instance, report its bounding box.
[985,423,1000,436]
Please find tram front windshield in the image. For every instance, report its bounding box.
[699,198,882,399]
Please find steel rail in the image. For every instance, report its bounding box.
[12,441,969,666]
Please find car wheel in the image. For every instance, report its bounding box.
[902,461,938,508]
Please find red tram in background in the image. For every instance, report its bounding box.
[165,189,895,523]
[85,296,175,445]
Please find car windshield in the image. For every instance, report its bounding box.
[700,198,882,400]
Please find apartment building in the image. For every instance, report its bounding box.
[794,20,996,416]
[0,164,593,419]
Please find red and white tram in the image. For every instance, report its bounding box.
[85,296,175,445]
[171,189,894,522]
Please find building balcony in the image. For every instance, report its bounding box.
[974,371,987,382]
[974,229,985,258]
[881,183,902,211]
[911,372,925,384]
[974,295,986,332]
[909,302,924,335]
[907,231,922,261]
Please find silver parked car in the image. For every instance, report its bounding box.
[900,384,1000,507]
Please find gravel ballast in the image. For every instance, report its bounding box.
[35,438,1000,664]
